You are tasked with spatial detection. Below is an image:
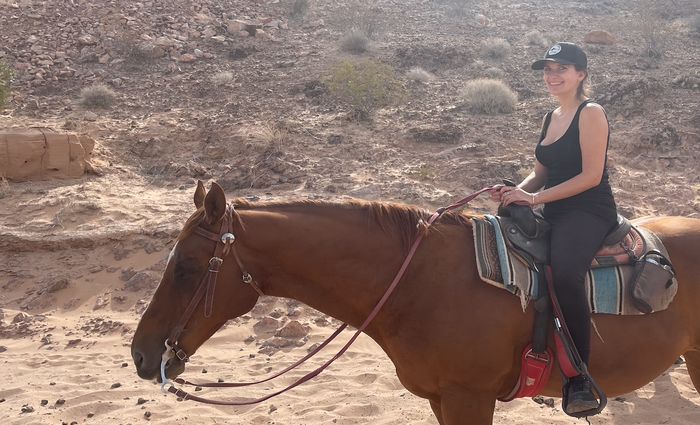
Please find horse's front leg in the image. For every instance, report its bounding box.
[430,399,445,425]
[438,387,497,425]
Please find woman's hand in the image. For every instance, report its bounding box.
[499,186,537,206]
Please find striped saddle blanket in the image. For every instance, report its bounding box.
[472,215,671,315]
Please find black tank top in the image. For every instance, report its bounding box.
[535,100,617,221]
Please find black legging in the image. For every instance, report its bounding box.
[548,210,616,365]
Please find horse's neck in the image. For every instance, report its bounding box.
[239,207,405,330]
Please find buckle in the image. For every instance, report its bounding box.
[525,349,551,364]
[175,348,189,361]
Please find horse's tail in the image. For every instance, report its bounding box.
[684,350,700,394]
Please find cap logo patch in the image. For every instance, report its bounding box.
[548,44,561,55]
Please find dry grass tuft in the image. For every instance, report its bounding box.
[480,38,511,61]
[461,78,517,114]
[0,60,13,109]
[340,29,370,54]
[79,84,116,108]
[525,30,549,47]
[210,71,235,86]
[406,67,434,83]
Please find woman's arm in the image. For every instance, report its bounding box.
[518,160,548,193]
[533,104,609,204]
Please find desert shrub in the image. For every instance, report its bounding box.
[525,30,548,47]
[0,176,9,199]
[340,29,370,54]
[636,0,668,60]
[110,34,163,71]
[461,78,517,114]
[690,15,700,37]
[259,120,291,152]
[291,0,309,19]
[332,0,382,40]
[406,66,434,83]
[326,59,405,120]
[482,67,505,79]
[79,84,116,108]
[210,71,234,85]
[480,38,511,61]
[0,61,14,109]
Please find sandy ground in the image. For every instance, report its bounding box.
[1,176,699,425]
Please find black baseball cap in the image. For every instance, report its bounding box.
[531,42,587,70]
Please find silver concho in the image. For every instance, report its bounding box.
[548,44,561,56]
[221,233,236,244]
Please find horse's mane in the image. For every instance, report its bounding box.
[177,198,474,251]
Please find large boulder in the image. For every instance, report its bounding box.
[0,128,94,181]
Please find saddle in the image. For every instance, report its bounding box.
[497,204,640,270]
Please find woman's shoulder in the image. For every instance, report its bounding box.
[580,100,607,122]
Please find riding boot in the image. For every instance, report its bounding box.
[565,375,598,414]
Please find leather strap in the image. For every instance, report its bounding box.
[162,187,495,405]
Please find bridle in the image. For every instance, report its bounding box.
[158,187,494,405]
[160,205,263,384]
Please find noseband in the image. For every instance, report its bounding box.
[160,204,263,387]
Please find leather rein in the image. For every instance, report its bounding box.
[159,187,493,405]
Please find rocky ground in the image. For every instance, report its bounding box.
[1,0,699,424]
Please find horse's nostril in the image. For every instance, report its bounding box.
[133,350,144,369]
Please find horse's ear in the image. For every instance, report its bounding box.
[194,180,206,209]
[204,182,227,224]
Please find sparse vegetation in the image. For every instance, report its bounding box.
[79,84,116,109]
[480,38,511,61]
[483,67,505,79]
[0,60,14,109]
[461,78,517,114]
[636,0,667,60]
[290,0,309,19]
[326,59,405,121]
[525,30,549,47]
[0,177,9,199]
[113,35,162,70]
[334,0,382,40]
[210,71,235,86]
[340,29,370,54]
[691,15,700,37]
[259,121,291,152]
[406,67,434,83]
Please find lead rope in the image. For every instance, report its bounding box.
[164,187,496,405]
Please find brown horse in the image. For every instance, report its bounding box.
[131,182,700,424]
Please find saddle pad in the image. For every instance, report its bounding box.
[471,215,673,316]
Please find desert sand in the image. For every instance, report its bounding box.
[1,0,699,424]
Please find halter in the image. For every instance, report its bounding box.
[160,204,263,387]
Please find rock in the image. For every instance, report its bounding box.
[276,320,308,339]
[137,397,148,405]
[110,382,121,389]
[40,400,48,406]
[178,54,196,63]
[253,317,280,334]
[584,30,616,45]
[0,346,6,353]
[55,399,66,406]
[124,271,158,292]
[21,405,34,413]
[77,35,98,46]
[12,312,30,323]
[226,19,258,36]
[193,49,204,57]
[0,129,94,181]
